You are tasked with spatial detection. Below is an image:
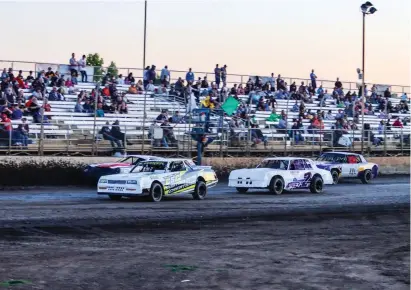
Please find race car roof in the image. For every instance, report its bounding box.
[263,157,313,161]
[320,152,362,156]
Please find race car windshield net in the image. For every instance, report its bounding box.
[317,153,347,163]
[258,160,289,170]
[131,161,168,173]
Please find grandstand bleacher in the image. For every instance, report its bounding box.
[1,67,410,157]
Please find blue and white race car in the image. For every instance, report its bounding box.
[228,157,333,195]
[315,152,379,184]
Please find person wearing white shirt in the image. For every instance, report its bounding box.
[146,80,155,92]
[325,110,334,120]
[116,74,124,85]
[78,55,87,83]
[160,66,170,86]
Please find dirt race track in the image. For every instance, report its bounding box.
[0,176,409,290]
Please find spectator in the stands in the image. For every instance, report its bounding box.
[393,117,403,128]
[11,104,23,120]
[83,99,93,113]
[171,111,184,123]
[325,110,334,120]
[237,84,245,95]
[136,80,144,92]
[275,116,287,133]
[8,68,15,81]
[25,71,34,83]
[291,101,299,112]
[128,83,138,94]
[95,103,105,117]
[147,65,156,86]
[69,53,78,78]
[143,66,150,87]
[156,110,168,123]
[0,113,12,139]
[186,68,194,83]
[4,87,15,104]
[45,67,55,79]
[310,69,317,89]
[117,101,128,114]
[48,86,60,101]
[401,93,408,102]
[335,77,342,89]
[250,124,268,148]
[160,65,170,86]
[100,122,122,151]
[102,84,110,97]
[174,77,184,92]
[116,74,124,85]
[1,69,7,80]
[213,64,222,89]
[125,72,135,85]
[291,120,304,144]
[221,65,227,85]
[160,119,177,147]
[146,80,155,92]
[201,76,209,89]
[111,120,132,146]
[78,55,87,82]
[74,98,85,113]
[383,88,391,99]
[16,117,30,148]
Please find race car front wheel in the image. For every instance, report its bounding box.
[331,170,339,185]
[310,175,323,193]
[269,177,284,195]
[193,181,207,200]
[149,182,164,202]
[360,169,372,184]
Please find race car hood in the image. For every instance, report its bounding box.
[98,172,154,181]
[229,168,284,180]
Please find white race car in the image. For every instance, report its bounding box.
[84,155,161,181]
[228,157,333,195]
[315,152,379,184]
[97,158,218,202]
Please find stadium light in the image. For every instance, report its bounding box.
[360,2,377,153]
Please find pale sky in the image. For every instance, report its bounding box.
[0,0,410,89]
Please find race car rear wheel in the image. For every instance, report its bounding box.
[193,181,207,200]
[310,175,323,193]
[269,177,284,195]
[360,169,372,184]
[236,187,248,193]
[149,182,163,202]
[108,195,122,201]
[331,169,340,185]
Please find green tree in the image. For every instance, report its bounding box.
[86,53,104,82]
[107,61,119,78]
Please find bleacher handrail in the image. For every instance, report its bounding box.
[1,59,409,95]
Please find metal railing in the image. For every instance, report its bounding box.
[1,120,409,157]
[1,59,410,95]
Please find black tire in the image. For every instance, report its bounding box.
[269,177,284,195]
[360,169,372,184]
[310,175,324,194]
[236,187,248,193]
[193,181,207,200]
[331,169,340,185]
[108,194,122,201]
[149,182,163,202]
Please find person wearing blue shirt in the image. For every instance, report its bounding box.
[160,65,170,85]
[316,86,324,95]
[310,69,317,89]
[401,93,408,101]
[186,68,194,83]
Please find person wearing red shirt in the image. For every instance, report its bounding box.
[393,118,403,128]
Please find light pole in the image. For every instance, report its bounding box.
[360,1,377,153]
[142,0,148,153]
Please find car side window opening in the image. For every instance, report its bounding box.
[317,153,347,163]
[290,159,305,170]
[259,160,289,170]
[170,162,185,172]
[303,160,312,169]
[347,155,360,164]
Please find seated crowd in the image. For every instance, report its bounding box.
[0,55,409,149]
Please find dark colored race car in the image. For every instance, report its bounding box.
[84,155,161,182]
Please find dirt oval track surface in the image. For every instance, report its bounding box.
[0,176,409,290]
[0,176,409,228]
